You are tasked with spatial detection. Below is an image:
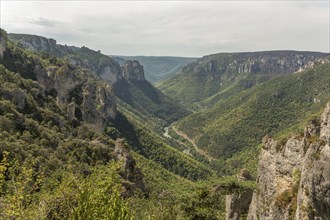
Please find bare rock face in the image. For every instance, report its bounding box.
[226,169,253,220]
[33,63,116,132]
[67,53,122,84]
[17,36,57,54]
[247,103,330,220]
[113,138,146,197]
[121,60,145,81]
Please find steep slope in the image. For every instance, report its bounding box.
[1,29,222,219]
[115,60,190,124]
[158,51,328,108]
[2,29,210,179]
[175,59,330,166]
[224,103,330,220]
[8,33,190,124]
[247,102,330,220]
[0,30,147,219]
[116,55,197,83]
[1,33,117,132]
[8,33,122,83]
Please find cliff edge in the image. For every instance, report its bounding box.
[247,102,330,220]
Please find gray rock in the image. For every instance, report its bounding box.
[121,60,145,81]
[226,169,253,220]
[33,63,116,132]
[247,102,330,220]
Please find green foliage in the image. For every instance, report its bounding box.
[175,61,330,173]
[110,112,214,181]
[158,51,327,106]
[72,164,133,220]
[0,30,231,219]
[114,79,190,124]
[0,154,132,220]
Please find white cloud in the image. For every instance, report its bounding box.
[1,1,329,56]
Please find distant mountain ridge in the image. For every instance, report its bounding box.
[115,55,197,83]
[158,50,329,105]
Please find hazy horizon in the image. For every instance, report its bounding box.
[1,1,329,57]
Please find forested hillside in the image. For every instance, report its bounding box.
[172,59,330,174]
[2,27,329,219]
[158,51,328,108]
[1,28,259,219]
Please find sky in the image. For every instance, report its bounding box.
[1,1,329,57]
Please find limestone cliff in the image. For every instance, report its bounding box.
[33,63,116,132]
[121,60,145,81]
[185,51,329,76]
[1,31,117,132]
[247,102,330,220]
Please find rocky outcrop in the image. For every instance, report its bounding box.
[33,63,116,132]
[12,35,57,54]
[66,48,122,84]
[247,102,330,220]
[113,138,146,197]
[226,169,254,220]
[121,60,145,81]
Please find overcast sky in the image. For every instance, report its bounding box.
[1,1,329,57]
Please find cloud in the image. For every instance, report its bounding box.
[1,1,329,56]
[28,17,60,27]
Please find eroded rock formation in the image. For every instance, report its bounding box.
[32,63,116,132]
[121,60,145,81]
[247,102,330,220]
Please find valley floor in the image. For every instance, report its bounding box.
[170,125,216,161]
